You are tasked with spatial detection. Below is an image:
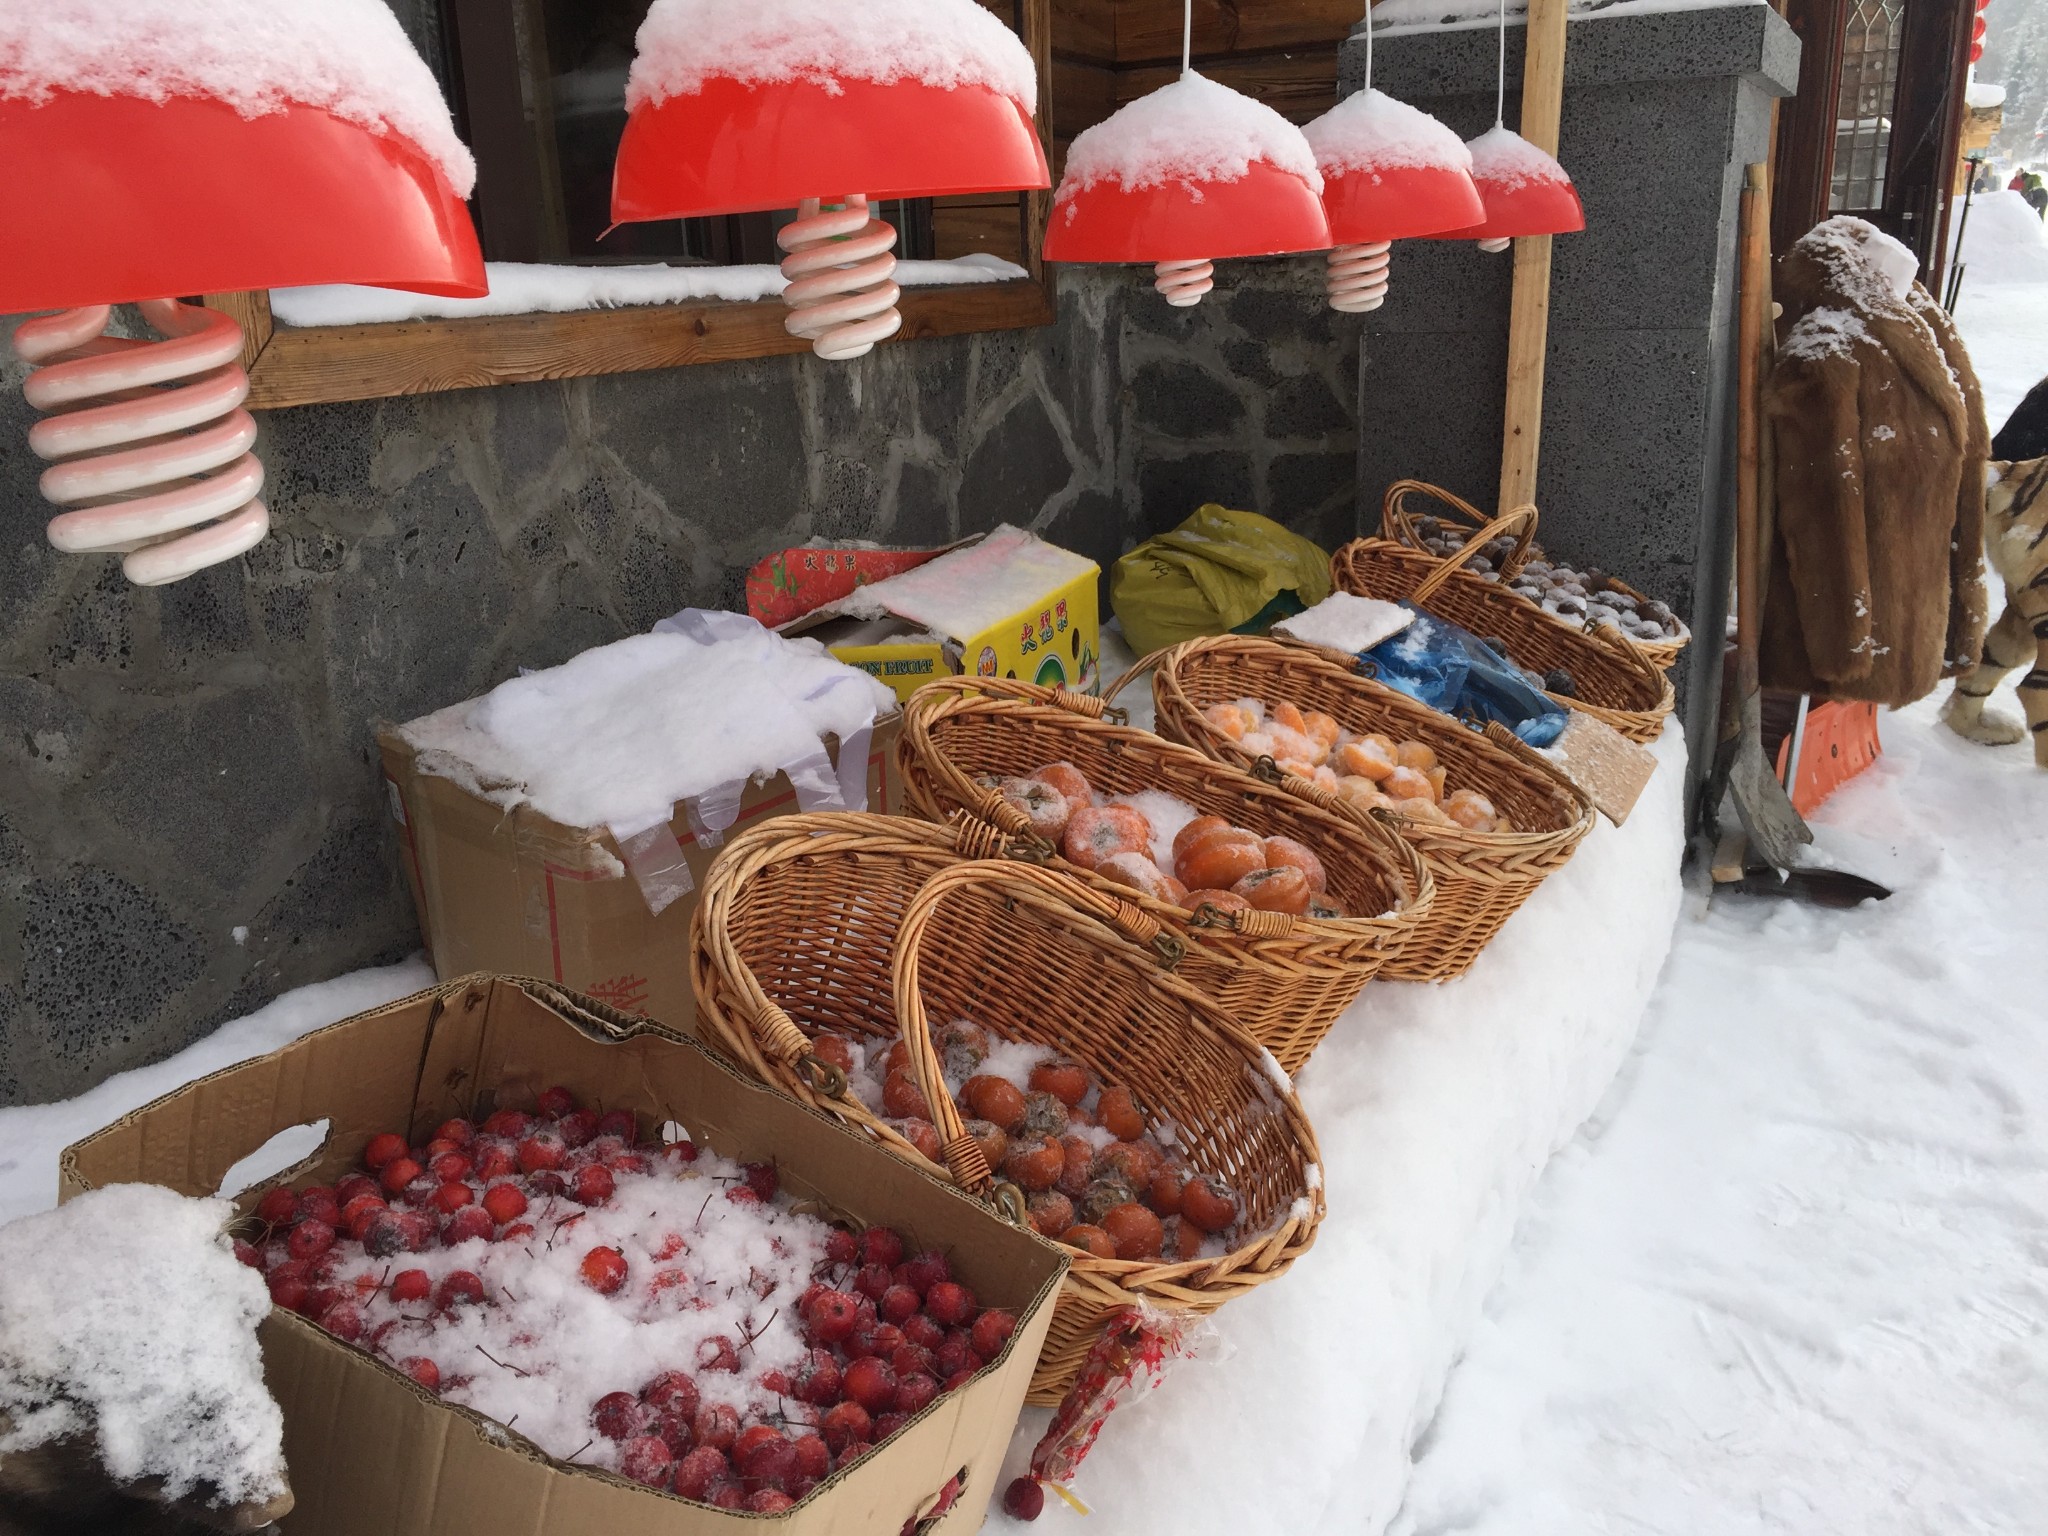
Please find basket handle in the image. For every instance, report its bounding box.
[745,996,851,1100]
[1408,503,1539,605]
[1099,643,1183,713]
[1479,721,1593,813]
[1382,479,1542,584]
[891,860,1187,1205]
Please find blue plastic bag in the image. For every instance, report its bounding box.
[1354,605,1569,747]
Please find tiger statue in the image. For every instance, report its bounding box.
[1941,454,2048,765]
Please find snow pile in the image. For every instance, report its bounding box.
[400,614,894,835]
[1057,72,1323,197]
[1305,89,1474,177]
[1950,191,2048,425]
[1273,592,1417,654]
[625,0,1038,111]
[1394,685,2048,1534]
[0,960,431,1229]
[0,0,474,196]
[1467,126,1572,190]
[834,526,1098,643]
[0,1185,286,1509]
[269,254,1028,329]
[985,631,1687,1534]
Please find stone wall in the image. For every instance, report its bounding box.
[0,263,1356,1105]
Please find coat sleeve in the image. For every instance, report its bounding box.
[1766,351,1875,686]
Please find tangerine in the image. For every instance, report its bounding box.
[1261,835,1327,892]
[1233,866,1312,916]
[1062,805,1152,870]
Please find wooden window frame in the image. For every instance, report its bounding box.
[206,0,1054,411]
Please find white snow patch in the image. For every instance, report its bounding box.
[1305,89,1473,177]
[0,958,432,1229]
[1466,125,1571,191]
[0,1185,286,1509]
[625,0,1038,111]
[1274,591,1417,654]
[1948,190,2048,426]
[270,254,1028,328]
[831,525,1098,645]
[1393,684,2048,1535]
[1780,305,1871,362]
[0,0,475,196]
[1105,789,1203,873]
[1966,80,2005,110]
[398,617,893,835]
[1056,71,1322,197]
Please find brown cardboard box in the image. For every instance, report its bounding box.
[60,976,1066,1536]
[376,720,901,1037]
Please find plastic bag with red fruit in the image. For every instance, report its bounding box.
[1004,1302,1220,1518]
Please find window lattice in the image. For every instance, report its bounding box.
[1829,0,1907,212]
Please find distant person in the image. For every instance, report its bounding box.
[2011,169,2029,192]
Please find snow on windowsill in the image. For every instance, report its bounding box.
[1372,0,1764,38]
[268,253,1030,329]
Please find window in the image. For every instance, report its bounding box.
[1829,0,1906,212]
[442,0,939,265]
[205,0,1054,409]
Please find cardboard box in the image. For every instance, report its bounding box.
[765,528,1102,705]
[60,976,1067,1536]
[376,721,900,1038]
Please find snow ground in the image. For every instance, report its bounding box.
[1947,189,2048,428]
[1392,685,2048,1535]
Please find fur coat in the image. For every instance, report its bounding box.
[1762,217,1989,704]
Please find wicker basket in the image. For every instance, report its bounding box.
[895,676,1435,1073]
[1381,479,1690,670]
[1329,505,1676,744]
[689,813,1325,1402]
[1147,634,1597,980]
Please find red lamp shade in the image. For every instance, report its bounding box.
[1438,125,1585,243]
[1043,72,1328,306]
[612,75,1047,221]
[1044,159,1331,263]
[1306,90,1485,245]
[0,90,484,313]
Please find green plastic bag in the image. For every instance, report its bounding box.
[1110,505,1332,656]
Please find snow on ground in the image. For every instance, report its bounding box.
[1949,189,2048,428]
[0,958,431,1228]
[1390,685,2048,1534]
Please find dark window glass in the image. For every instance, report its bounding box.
[1828,0,1907,212]
[442,0,936,266]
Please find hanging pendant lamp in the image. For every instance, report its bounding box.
[1437,0,1584,250]
[1304,6,1484,314]
[0,0,485,587]
[610,0,1049,361]
[1042,2,1328,307]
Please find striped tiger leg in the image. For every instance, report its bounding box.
[2021,586,2048,767]
[1942,592,2032,746]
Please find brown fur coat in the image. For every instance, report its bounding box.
[1762,217,1989,704]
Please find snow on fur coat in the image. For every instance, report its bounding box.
[1762,217,1989,705]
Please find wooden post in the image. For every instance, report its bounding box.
[1497,0,1570,514]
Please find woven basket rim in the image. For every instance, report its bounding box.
[1152,633,1598,858]
[899,674,1437,942]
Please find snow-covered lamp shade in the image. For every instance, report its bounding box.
[1044,72,1330,309]
[1440,126,1585,252]
[0,0,485,587]
[1304,90,1484,313]
[610,0,1049,362]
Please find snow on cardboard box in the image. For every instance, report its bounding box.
[57,976,1068,1536]
[757,525,1102,704]
[376,612,902,1038]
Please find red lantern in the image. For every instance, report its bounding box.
[610,0,1048,360]
[1973,14,1988,41]
[1972,38,1986,61]
[0,2,483,586]
[1437,126,1586,249]
[1043,71,1330,307]
[1305,89,1485,312]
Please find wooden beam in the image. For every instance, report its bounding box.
[212,284,1057,411]
[1115,48,1342,124]
[1051,0,1116,62]
[1111,0,1364,64]
[1497,0,1568,514]
[1052,56,1119,140]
